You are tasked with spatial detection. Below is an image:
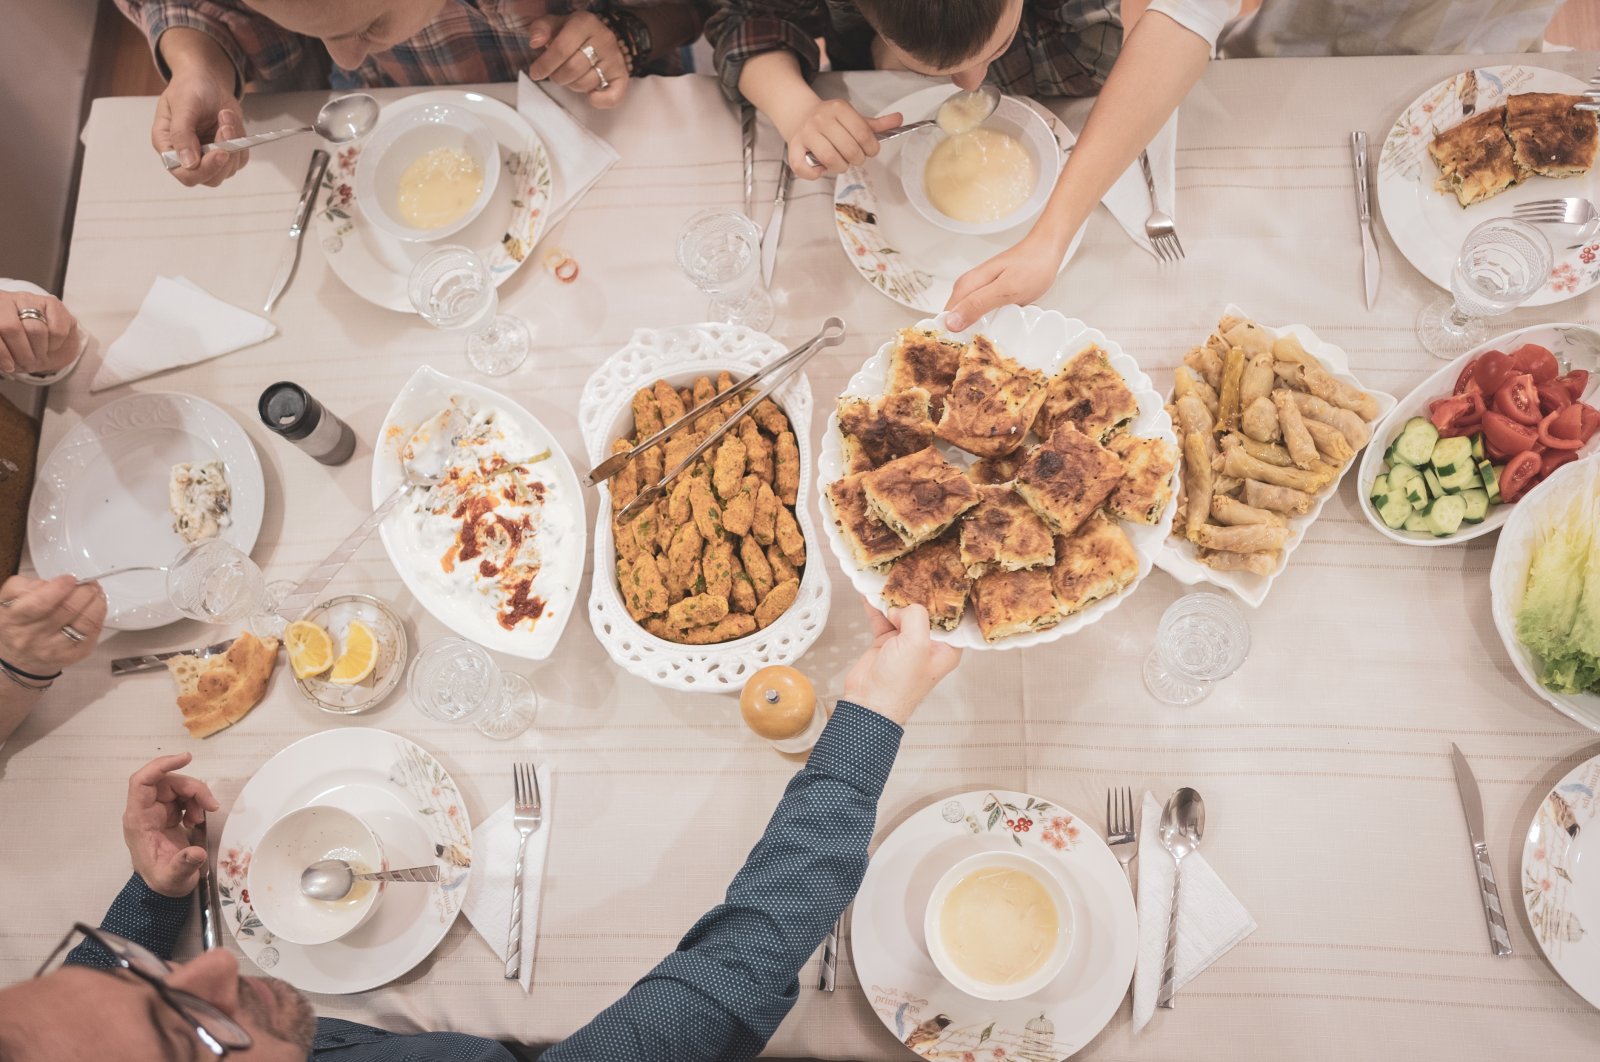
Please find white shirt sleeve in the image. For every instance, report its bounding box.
[1143,0,1243,49]
[0,278,83,386]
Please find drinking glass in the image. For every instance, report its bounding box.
[408,245,531,376]
[1417,219,1553,360]
[1143,592,1251,706]
[408,638,537,740]
[676,210,773,330]
[166,540,269,626]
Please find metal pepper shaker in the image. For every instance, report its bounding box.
[258,381,357,465]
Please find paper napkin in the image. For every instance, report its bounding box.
[515,75,619,231]
[1100,114,1179,259]
[91,276,276,392]
[463,765,554,992]
[1132,789,1255,1031]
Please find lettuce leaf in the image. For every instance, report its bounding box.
[1517,489,1600,695]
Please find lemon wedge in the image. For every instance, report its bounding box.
[285,621,335,679]
[327,620,379,686]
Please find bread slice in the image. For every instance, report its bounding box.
[882,535,972,631]
[826,473,913,571]
[1428,106,1517,207]
[837,388,935,473]
[959,484,1056,578]
[859,447,980,549]
[1506,92,1598,180]
[168,632,278,738]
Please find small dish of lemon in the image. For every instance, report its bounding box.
[287,595,408,714]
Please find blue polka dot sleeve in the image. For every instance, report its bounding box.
[64,874,192,969]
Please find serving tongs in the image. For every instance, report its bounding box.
[606,317,846,523]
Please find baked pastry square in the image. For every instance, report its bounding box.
[966,454,1022,485]
[1506,92,1598,181]
[1105,433,1177,525]
[886,328,964,420]
[1013,423,1126,535]
[826,473,913,571]
[1050,511,1139,617]
[1428,106,1517,207]
[859,447,980,548]
[971,568,1061,642]
[1038,344,1139,443]
[934,335,1048,458]
[882,535,972,631]
[959,484,1055,578]
[837,387,936,473]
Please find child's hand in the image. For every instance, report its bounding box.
[843,599,961,725]
[787,100,903,178]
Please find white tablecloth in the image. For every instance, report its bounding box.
[5,53,1600,1060]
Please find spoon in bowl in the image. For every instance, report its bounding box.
[160,92,380,171]
[1156,787,1206,1010]
[299,858,441,902]
[802,84,1000,170]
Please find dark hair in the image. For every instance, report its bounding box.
[857,0,1011,69]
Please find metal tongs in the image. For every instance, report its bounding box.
[600,317,846,523]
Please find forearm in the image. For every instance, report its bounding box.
[64,875,191,969]
[738,52,820,141]
[0,682,39,745]
[157,25,240,92]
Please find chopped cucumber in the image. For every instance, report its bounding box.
[1424,467,1445,499]
[1459,488,1490,523]
[1471,434,1487,462]
[1370,473,1391,502]
[1438,458,1481,493]
[1389,464,1428,510]
[1425,494,1467,536]
[1479,460,1503,505]
[1384,440,1411,469]
[1394,417,1441,467]
[1403,511,1432,533]
[1431,436,1473,477]
[1378,491,1414,529]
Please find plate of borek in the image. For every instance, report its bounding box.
[818,305,1179,649]
[374,366,585,660]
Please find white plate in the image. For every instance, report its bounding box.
[578,323,831,691]
[27,392,264,630]
[1522,750,1600,1010]
[373,366,586,661]
[818,304,1176,650]
[1489,456,1600,731]
[853,790,1137,1059]
[833,86,1081,313]
[1377,65,1599,307]
[1154,305,1396,608]
[315,90,552,313]
[216,728,473,994]
[1358,323,1600,546]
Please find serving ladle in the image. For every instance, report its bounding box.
[803,84,1001,170]
[160,92,380,171]
[299,858,441,902]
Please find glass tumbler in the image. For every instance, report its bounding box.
[1417,218,1553,360]
[408,638,537,740]
[1143,592,1252,706]
[166,540,269,626]
[676,209,774,330]
[409,245,531,376]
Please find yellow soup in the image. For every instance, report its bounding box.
[924,129,1036,224]
[397,147,485,230]
[939,865,1060,985]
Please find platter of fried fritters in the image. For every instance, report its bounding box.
[818,304,1179,648]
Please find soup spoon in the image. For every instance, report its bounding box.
[160,92,380,171]
[802,84,1001,169]
[300,858,441,902]
[1156,787,1206,1010]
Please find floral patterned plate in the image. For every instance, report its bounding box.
[315,90,552,313]
[832,86,1081,313]
[1522,751,1600,1009]
[1377,65,1598,307]
[216,728,472,994]
[852,790,1137,1059]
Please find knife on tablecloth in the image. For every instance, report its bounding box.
[1350,131,1379,310]
[741,103,756,222]
[111,640,237,676]
[1450,742,1513,957]
[263,149,330,313]
[762,163,792,287]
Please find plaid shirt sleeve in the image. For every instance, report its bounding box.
[112,0,311,92]
[988,0,1123,98]
[703,0,832,103]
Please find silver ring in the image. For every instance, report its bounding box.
[17,307,44,323]
[61,624,85,643]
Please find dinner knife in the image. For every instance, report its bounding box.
[263,148,330,313]
[195,817,221,951]
[1350,131,1379,310]
[1449,742,1513,957]
[741,103,756,222]
[761,163,792,287]
[110,639,237,677]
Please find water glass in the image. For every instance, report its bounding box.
[676,210,774,330]
[409,245,531,376]
[166,540,268,626]
[1417,219,1553,360]
[408,638,537,740]
[1143,592,1251,706]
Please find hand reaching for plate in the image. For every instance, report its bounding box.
[944,226,1070,332]
[123,753,221,898]
[843,598,961,725]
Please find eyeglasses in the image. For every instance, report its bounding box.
[35,923,253,1057]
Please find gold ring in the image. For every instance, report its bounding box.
[17,307,44,323]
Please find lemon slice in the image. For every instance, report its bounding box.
[327,620,379,686]
[285,621,335,679]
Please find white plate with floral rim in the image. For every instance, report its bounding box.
[27,391,264,630]
[316,90,552,313]
[853,790,1137,1059]
[1522,749,1600,1009]
[1358,323,1600,547]
[833,86,1081,313]
[216,728,472,994]
[1378,65,1599,307]
[578,323,831,691]
[818,304,1177,650]
[1154,305,1396,607]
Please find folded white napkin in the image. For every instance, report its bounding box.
[91,276,276,392]
[1100,114,1179,259]
[515,75,619,231]
[1133,789,1255,1031]
[463,766,554,992]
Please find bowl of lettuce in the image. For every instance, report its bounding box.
[1491,456,1600,730]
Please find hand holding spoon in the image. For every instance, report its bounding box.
[1157,787,1206,1010]
[802,84,1000,170]
[160,93,380,171]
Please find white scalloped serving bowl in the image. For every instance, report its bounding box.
[816,304,1177,651]
[579,324,831,692]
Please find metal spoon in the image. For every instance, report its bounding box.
[802,84,1000,169]
[299,858,441,901]
[1156,787,1206,1010]
[160,92,380,171]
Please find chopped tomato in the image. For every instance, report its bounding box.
[1473,350,1515,394]
[1512,344,1561,384]
[1541,404,1586,449]
[1537,379,1573,416]
[1541,448,1580,478]
[1494,374,1541,425]
[1429,393,1485,437]
[1453,359,1480,396]
[1580,402,1600,441]
[1560,369,1590,402]
[1500,450,1543,503]
[1482,410,1539,459]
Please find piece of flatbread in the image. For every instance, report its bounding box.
[168,632,278,738]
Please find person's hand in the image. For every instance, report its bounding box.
[944,226,1071,331]
[786,99,903,179]
[153,29,248,188]
[123,753,220,898]
[843,599,961,725]
[526,12,630,109]
[0,290,79,377]
[0,575,105,676]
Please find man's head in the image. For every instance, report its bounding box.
[857,0,1024,88]
[242,0,448,69]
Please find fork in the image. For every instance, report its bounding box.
[1106,785,1137,886]
[1512,197,1599,228]
[1139,150,1184,263]
[504,762,544,981]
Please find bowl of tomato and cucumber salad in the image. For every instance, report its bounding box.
[1359,326,1600,545]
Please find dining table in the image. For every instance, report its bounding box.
[3,48,1600,1061]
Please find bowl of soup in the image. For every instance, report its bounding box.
[923,849,1074,1000]
[355,103,500,243]
[899,96,1057,236]
[247,805,387,945]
